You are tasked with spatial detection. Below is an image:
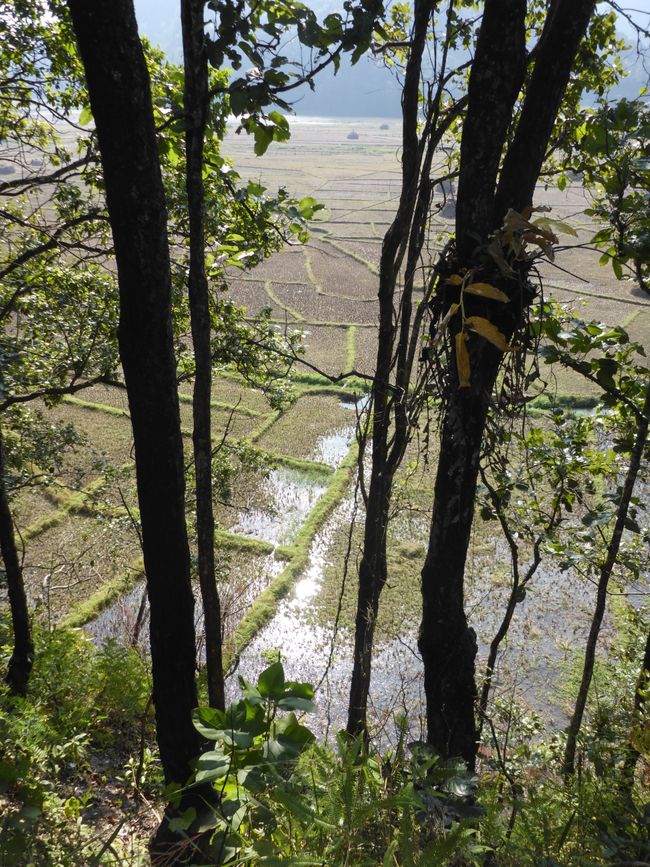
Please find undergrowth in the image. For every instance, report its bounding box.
[0,619,156,866]
[0,609,648,865]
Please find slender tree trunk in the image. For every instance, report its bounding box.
[563,382,650,777]
[67,0,203,808]
[182,0,225,712]
[0,425,33,696]
[347,472,392,736]
[346,0,434,738]
[419,0,596,767]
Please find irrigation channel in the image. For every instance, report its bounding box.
[86,399,648,746]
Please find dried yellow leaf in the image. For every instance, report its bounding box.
[463,282,509,302]
[455,331,471,388]
[464,316,513,352]
[446,274,463,286]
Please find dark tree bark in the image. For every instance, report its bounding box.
[418,347,502,766]
[0,425,33,696]
[66,0,202,798]
[418,0,526,769]
[419,0,596,767]
[563,382,650,777]
[347,0,453,737]
[494,0,597,221]
[181,0,226,713]
[454,0,527,262]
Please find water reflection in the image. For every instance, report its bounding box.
[230,467,328,546]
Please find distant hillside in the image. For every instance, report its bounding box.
[132,0,646,117]
[133,0,400,117]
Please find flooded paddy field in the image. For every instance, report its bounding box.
[12,117,650,740]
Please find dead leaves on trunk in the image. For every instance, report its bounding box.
[442,206,560,387]
[443,272,513,388]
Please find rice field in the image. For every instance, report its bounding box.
[8,117,650,739]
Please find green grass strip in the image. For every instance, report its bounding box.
[321,236,379,276]
[247,409,282,443]
[60,558,145,629]
[264,280,304,321]
[345,325,357,370]
[176,391,266,418]
[289,370,371,393]
[65,391,264,421]
[224,441,358,668]
[547,282,650,308]
[22,508,70,542]
[23,475,113,542]
[304,249,375,302]
[215,531,276,556]
[291,383,366,402]
[621,309,640,328]
[528,393,598,411]
[62,395,129,418]
[244,317,376,330]
[269,453,334,480]
[61,531,278,630]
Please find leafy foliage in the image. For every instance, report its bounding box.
[576,98,650,292]
[0,619,153,865]
[180,662,487,865]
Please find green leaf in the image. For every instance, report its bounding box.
[193,706,228,739]
[168,807,196,833]
[194,750,230,783]
[283,680,314,699]
[229,86,248,116]
[247,180,266,197]
[219,730,254,749]
[78,105,92,126]
[297,196,323,220]
[253,124,274,156]
[268,110,289,132]
[257,660,285,697]
[277,696,317,713]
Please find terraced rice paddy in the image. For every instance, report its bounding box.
[11,117,650,741]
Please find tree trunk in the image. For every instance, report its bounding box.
[419,346,501,766]
[346,0,434,738]
[419,0,526,769]
[347,472,392,736]
[0,424,33,696]
[66,0,202,796]
[494,0,597,221]
[563,382,650,777]
[419,0,596,768]
[181,0,226,713]
[454,0,527,262]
